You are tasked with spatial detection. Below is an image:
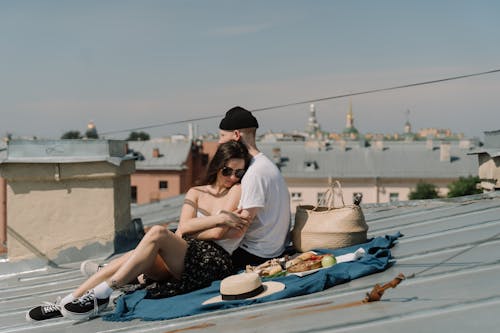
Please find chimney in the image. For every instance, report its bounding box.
[0,140,136,264]
[339,140,347,151]
[272,147,282,166]
[459,139,471,149]
[152,147,160,158]
[440,141,451,162]
[188,123,194,142]
[426,138,434,150]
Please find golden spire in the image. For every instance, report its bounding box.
[346,99,353,128]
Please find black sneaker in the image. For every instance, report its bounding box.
[26,301,63,322]
[61,290,109,320]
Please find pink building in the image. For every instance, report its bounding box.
[128,139,208,205]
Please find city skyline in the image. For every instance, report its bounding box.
[1,1,499,140]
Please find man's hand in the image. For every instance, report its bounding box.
[233,208,250,221]
[233,207,257,225]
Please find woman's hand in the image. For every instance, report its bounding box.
[217,210,248,230]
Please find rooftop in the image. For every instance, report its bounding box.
[1,192,500,332]
[259,141,478,179]
[128,140,191,171]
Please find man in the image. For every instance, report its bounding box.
[218,106,291,271]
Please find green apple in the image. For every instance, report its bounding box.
[321,255,336,268]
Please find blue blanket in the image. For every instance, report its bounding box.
[104,232,402,322]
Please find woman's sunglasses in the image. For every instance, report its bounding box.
[221,166,246,179]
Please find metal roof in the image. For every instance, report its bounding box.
[259,141,479,179]
[0,142,6,161]
[0,139,132,166]
[468,130,500,157]
[2,192,500,332]
[131,194,185,227]
[128,140,191,171]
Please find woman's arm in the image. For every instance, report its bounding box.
[188,185,247,240]
[175,188,224,237]
[175,186,245,239]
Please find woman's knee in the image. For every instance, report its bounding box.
[145,225,172,244]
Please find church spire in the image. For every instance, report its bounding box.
[306,103,321,138]
[346,99,354,129]
[342,99,359,140]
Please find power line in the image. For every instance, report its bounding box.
[101,68,500,135]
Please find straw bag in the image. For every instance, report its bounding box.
[292,181,368,252]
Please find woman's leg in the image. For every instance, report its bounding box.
[106,225,188,289]
[71,251,135,298]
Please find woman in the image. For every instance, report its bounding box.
[27,140,251,322]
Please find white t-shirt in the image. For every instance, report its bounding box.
[238,152,291,258]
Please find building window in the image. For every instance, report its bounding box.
[291,192,302,201]
[159,180,168,190]
[389,192,399,202]
[131,186,137,204]
[304,160,318,171]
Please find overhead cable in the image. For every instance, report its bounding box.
[101,68,500,135]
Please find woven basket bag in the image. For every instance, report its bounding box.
[292,181,368,252]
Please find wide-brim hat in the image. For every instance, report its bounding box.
[203,272,285,305]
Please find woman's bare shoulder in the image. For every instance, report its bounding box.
[228,183,242,193]
[185,185,208,199]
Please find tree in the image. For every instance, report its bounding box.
[127,131,150,141]
[447,176,482,198]
[408,181,440,200]
[61,131,82,139]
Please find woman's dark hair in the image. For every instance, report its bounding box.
[204,141,250,185]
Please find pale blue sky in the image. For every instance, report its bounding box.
[1,0,499,140]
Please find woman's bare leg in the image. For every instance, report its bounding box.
[71,251,132,297]
[106,226,188,289]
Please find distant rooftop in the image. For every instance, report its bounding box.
[128,140,191,171]
[0,139,131,166]
[259,140,478,179]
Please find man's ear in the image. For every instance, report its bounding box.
[233,130,242,140]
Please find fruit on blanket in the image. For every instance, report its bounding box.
[321,255,336,268]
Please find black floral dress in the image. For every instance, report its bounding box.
[145,238,233,299]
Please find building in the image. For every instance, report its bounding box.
[305,103,321,139]
[0,139,137,263]
[342,100,360,140]
[128,139,208,205]
[258,139,478,211]
[469,129,500,191]
[0,140,7,255]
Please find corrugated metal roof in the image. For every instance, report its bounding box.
[131,194,185,227]
[2,192,500,332]
[128,140,190,170]
[259,141,478,179]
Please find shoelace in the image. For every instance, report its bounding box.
[41,301,61,314]
[74,290,95,305]
[74,290,99,316]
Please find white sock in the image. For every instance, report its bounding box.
[93,281,114,299]
[60,293,75,306]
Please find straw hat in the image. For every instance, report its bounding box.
[203,272,285,305]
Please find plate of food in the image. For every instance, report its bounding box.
[245,248,366,278]
[285,252,335,277]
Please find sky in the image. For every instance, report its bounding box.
[1,0,500,141]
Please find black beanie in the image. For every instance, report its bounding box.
[219,106,259,130]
